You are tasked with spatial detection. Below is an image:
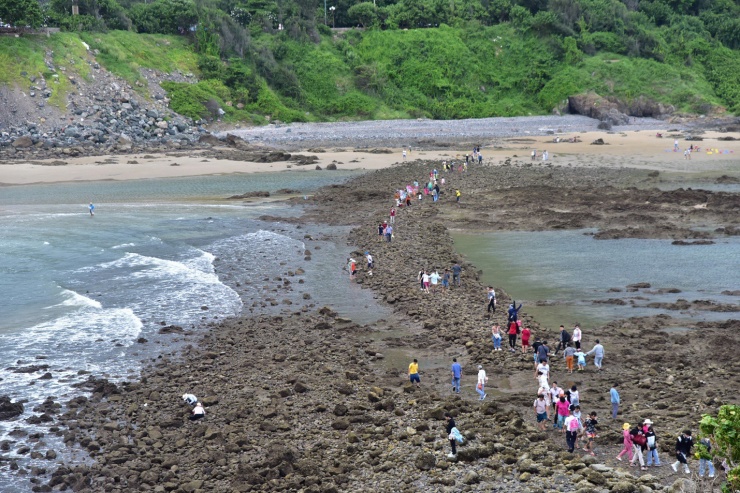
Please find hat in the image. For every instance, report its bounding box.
[559,392,565,397]
[623,423,630,430]
[478,365,483,369]
[643,419,653,425]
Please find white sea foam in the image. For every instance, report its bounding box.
[59,289,103,309]
[111,243,135,249]
[4,307,143,350]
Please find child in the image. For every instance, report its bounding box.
[572,405,582,449]
[569,385,580,408]
[442,269,450,290]
[575,349,587,371]
[672,430,694,474]
[583,412,598,456]
[521,326,531,354]
[645,423,660,467]
[616,423,634,461]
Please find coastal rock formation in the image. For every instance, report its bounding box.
[0,396,24,420]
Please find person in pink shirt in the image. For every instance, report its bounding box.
[389,207,396,224]
[555,394,570,429]
[616,423,634,461]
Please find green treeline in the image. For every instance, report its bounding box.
[5,0,740,121]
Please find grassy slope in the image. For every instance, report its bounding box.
[0,31,197,111]
[0,27,732,122]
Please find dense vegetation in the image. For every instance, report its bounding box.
[700,405,740,493]
[2,0,740,122]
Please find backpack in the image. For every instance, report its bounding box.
[633,432,647,447]
[568,417,580,432]
[450,427,464,444]
[647,435,656,449]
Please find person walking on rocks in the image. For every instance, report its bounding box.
[486,287,496,315]
[378,223,384,242]
[521,326,531,354]
[491,324,502,351]
[402,149,407,161]
[697,436,715,478]
[630,424,648,470]
[451,358,462,393]
[616,423,634,462]
[190,402,205,421]
[534,394,549,431]
[536,340,550,371]
[507,301,523,323]
[610,384,620,419]
[586,339,605,370]
[645,421,661,467]
[583,412,598,456]
[429,270,440,293]
[564,343,576,373]
[671,430,694,474]
[555,394,570,429]
[507,320,518,352]
[452,262,462,287]
[408,359,421,387]
[476,365,488,400]
[575,347,587,371]
[569,385,580,409]
[384,224,393,242]
[455,189,461,203]
[554,325,571,355]
[563,407,581,453]
[421,271,430,294]
[572,323,582,350]
[442,269,451,290]
[365,251,374,274]
[444,412,458,458]
[390,207,396,224]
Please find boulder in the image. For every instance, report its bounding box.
[413,452,436,471]
[12,136,33,148]
[0,396,24,420]
[568,93,629,125]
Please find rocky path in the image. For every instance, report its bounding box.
[8,159,736,493]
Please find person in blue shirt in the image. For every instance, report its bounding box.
[508,301,523,322]
[451,358,462,394]
[610,384,620,419]
[89,202,95,216]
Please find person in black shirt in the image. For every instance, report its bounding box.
[672,430,694,474]
[445,412,457,458]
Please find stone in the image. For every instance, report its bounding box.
[11,136,33,148]
[590,464,613,472]
[462,471,480,484]
[611,481,637,493]
[413,452,436,471]
[0,396,24,420]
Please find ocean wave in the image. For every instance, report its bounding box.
[111,243,136,250]
[58,289,102,309]
[0,307,143,350]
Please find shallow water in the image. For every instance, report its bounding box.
[452,230,739,331]
[0,169,390,492]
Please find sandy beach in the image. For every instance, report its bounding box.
[1,130,738,185]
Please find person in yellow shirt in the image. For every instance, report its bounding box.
[408,359,420,387]
[455,189,461,203]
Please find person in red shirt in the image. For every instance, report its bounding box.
[507,321,518,352]
[521,326,531,354]
[390,207,396,224]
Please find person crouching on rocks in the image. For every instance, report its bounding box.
[190,402,205,421]
[182,393,197,406]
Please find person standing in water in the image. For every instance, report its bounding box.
[89,203,95,216]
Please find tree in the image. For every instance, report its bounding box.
[700,404,740,493]
[348,2,377,27]
[0,0,44,28]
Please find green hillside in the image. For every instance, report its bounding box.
[2,0,739,123]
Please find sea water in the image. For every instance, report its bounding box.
[0,170,389,492]
[452,230,739,330]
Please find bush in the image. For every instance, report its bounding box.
[161,80,224,119]
[700,405,740,493]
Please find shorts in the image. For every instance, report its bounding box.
[410,373,420,383]
[442,280,449,287]
[351,270,356,276]
[423,282,430,288]
[522,340,530,347]
[587,433,596,442]
[536,412,548,422]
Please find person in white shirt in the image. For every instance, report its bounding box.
[536,361,550,381]
[476,365,488,401]
[190,402,205,421]
[429,270,440,293]
[182,393,197,406]
[572,324,582,350]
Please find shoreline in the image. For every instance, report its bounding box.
[17,152,738,492]
[0,128,738,186]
